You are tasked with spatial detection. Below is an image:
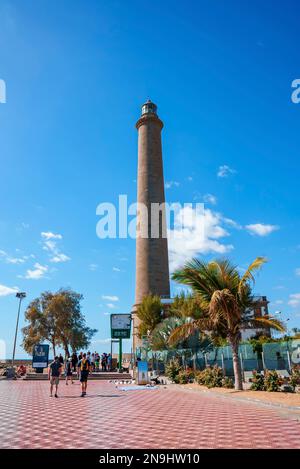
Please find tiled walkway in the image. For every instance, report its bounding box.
[0,380,299,449]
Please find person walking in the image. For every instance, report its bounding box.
[95,352,100,371]
[91,353,95,372]
[77,353,91,397]
[71,352,78,372]
[48,356,62,398]
[101,353,107,372]
[107,353,112,372]
[65,357,73,385]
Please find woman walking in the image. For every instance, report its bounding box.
[65,357,74,385]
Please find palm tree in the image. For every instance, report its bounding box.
[170,257,285,390]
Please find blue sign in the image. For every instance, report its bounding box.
[137,360,148,385]
[32,344,49,369]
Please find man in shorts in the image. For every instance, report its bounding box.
[48,356,62,398]
[77,353,91,397]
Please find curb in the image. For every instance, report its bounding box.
[170,383,300,413]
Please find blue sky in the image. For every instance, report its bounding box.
[0,0,299,358]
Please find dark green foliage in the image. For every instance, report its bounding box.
[175,369,195,384]
[222,376,234,388]
[250,371,265,391]
[195,365,224,388]
[290,366,300,391]
[264,370,282,392]
[165,358,182,382]
[136,295,163,339]
[22,288,97,356]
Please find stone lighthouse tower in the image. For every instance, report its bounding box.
[132,100,170,351]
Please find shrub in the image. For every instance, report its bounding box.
[195,365,223,388]
[175,369,195,384]
[264,370,282,392]
[222,376,234,388]
[290,366,300,391]
[250,371,265,391]
[165,358,182,382]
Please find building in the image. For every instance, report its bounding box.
[132,101,170,351]
[241,295,271,340]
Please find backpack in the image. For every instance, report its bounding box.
[80,359,89,371]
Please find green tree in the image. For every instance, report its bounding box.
[22,292,60,356]
[22,288,97,357]
[136,295,163,339]
[171,257,285,390]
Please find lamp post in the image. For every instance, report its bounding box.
[12,292,26,368]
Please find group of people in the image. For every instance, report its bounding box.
[48,350,113,398]
[69,351,113,373]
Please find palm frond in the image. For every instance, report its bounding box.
[168,320,201,346]
[209,289,240,331]
[248,315,286,333]
[239,257,267,288]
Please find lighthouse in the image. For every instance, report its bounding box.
[132,100,170,351]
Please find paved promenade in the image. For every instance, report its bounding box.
[0,380,299,449]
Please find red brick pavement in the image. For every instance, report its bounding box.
[0,380,299,449]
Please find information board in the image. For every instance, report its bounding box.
[32,344,49,369]
[111,314,131,339]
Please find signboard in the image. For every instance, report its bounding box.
[32,344,49,369]
[111,314,131,339]
[137,361,148,385]
[291,339,300,364]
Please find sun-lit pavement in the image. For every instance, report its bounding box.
[0,380,300,449]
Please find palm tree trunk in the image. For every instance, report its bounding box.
[52,340,56,358]
[64,343,70,359]
[229,336,243,390]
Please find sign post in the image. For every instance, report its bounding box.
[119,338,122,373]
[32,344,49,373]
[110,314,131,373]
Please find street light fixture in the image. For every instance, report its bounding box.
[12,292,26,368]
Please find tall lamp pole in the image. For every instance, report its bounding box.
[12,292,26,368]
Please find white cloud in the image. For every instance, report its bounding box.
[89,264,98,271]
[0,284,19,297]
[187,176,193,182]
[6,257,25,264]
[102,295,119,302]
[50,253,71,263]
[112,267,121,272]
[245,223,279,236]
[43,240,56,252]
[223,217,242,229]
[106,303,116,309]
[0,249,30,265]
[168,207,233,271]
[41,232,62,240]
[203,193,217,205]
[288,293,300,307]
[41,232,70,263]
[217,165,236,178]
[295,268,300,277]
[25,263,48,280]
[165,181,180,189]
